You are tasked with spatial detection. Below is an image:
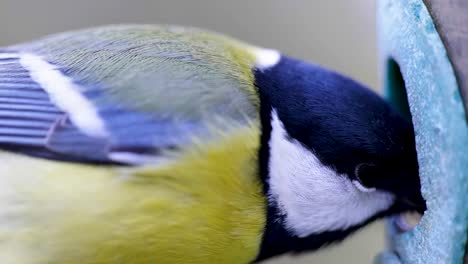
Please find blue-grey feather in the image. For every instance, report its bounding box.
[0,97,55,106]
[0,25,258,164]
[0,119,52,129]
[0,90,50,100]
[0,110,60,121]
[44,123,111,161]
[0,77,39,84]
[0,65,28,74]
[0,136,44,146]
[0,73,31,79]
[0,53,63,153]
[0,103,61,113]
[0,127,49,137]
[0,54,196,162]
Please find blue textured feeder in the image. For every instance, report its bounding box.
[377,0,468,263]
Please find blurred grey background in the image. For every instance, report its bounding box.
[0,0,383,263]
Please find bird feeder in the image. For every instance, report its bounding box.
[377,0,468,263]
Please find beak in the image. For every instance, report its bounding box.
[393,194,426,233]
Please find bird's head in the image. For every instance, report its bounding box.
[253,53,425,259]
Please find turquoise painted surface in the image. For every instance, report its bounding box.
[377,0,468,263]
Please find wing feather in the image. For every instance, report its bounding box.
[0,26,259,164]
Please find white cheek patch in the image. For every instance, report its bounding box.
[267,110,395,237]
[19,53,109,138]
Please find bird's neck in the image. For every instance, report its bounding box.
[254,105,361,261]
[254,83,374,261]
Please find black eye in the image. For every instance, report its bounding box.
[354,163,379,192]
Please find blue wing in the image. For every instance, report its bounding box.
[0,27,258,165]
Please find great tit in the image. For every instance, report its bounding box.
[0,25,425,263]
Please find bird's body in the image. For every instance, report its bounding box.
[1,25,268,263]
[0,25,424,263]
[0,129,264,264]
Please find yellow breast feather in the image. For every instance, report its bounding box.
[0,124,266,264]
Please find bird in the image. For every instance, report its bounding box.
[0,24,425,264]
